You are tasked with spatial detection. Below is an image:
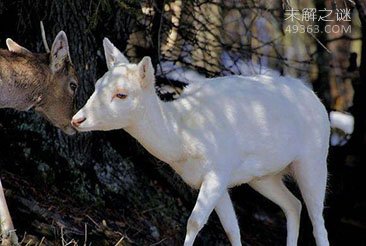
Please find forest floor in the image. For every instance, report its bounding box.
[2,170,287,246]
[3,168,366,246]
[1,119,366,245]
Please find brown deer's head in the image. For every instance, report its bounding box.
[6,31,79,135]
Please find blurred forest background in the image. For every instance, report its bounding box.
[0,0,366,245]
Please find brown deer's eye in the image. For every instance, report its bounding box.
[116,93,127,99]
[70,82,78,92]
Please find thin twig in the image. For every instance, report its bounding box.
[25,239,33,246]
[150,238,168,246]
[39,236,45,245]
[83,223,87,246]
[141,205,164,214]
[61,226,66,246]
[19,232,27,245]
[86,214,100,228]
[64,239,77,246]
[308,31,332,54]
[114,236,125,246]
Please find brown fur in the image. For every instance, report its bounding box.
[0,33,80,245]
[0,43,79,134]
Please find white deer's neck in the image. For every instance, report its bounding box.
[125,91,183,164]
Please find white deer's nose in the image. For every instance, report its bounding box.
[71,116,86,128]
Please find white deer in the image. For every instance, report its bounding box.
[72,38,330,246]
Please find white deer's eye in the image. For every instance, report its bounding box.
[115,93,127,99]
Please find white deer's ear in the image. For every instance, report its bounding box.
[103,38,129,70]
[50,31,71,73]
[6,39,32,55]
[138,56,155,89]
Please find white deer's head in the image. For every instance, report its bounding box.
[72,38,155,131]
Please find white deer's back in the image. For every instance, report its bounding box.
[167,74,329,186]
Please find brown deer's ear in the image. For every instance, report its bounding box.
[6,38,32,55]
[50,31,71,73]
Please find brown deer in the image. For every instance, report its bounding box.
[0,31,79,245]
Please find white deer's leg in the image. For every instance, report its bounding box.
[0,179,18,246]
[292,159,329,246]
[215,191,241,246]
[249,175,301,246]
[184,172,228,246]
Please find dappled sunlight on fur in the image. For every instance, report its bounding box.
[73,39,330,246]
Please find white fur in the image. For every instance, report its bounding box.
[72,38,330,246]
[330,111,354,146]
[330,111,354,134]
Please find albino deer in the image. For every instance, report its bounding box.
[72,38,330,246]
[0,31,79,245]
